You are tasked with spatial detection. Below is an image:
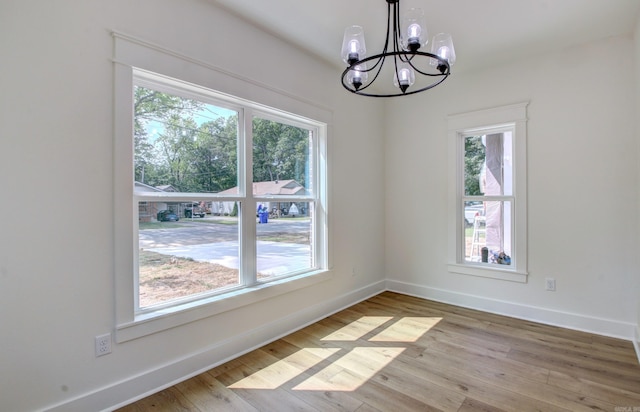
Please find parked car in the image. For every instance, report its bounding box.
[157,210,179,222]
[464,202,484,225]
[184,204,206,218]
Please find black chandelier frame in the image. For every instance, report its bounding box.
[341,0,451,98]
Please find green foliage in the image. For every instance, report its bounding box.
[134,86,238,192]
[133,86,310,194]
[464,136,485,196]
[252,118,309,187]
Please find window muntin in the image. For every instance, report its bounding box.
[132,71,326,312]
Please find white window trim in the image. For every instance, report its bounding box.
[113,32,331,342]
[447,102,528,282]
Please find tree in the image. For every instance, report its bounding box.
[134,87,310,194]
[464,135,485,196]
[133,86,203,185]
[252,118,309,186]
[191,117,238,192]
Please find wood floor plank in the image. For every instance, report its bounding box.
[457,397,508,412]
[216,362,322,411]
[547,369,640,406]
[396,354,568,412]
[117,292,640,412]
[420,333,551,384]
[221,345,363,411]
[507,348,640,393]
[418,342,618,411]
[130,386,198,411]
[175,373,258,412]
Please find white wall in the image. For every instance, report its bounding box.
[0,1,386,410]
[635,13,640,355]
[385,34,639,339]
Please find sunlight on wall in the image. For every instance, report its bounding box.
[227,316,442,391]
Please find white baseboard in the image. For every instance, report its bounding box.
[45,281,386,412]
[386,279,636,341]
[634,325,640,364]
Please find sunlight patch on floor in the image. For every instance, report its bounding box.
[227,316,438,391]
[320,316,393,341]
[292,347,405,391]
[369,317,442,342]
[228,348,340,390]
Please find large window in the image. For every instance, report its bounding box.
[447,103,528,282]
[113,33,329,341]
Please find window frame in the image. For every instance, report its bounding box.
[113,32,331,342]
[447,103,528,282]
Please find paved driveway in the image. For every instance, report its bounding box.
[141,217,312,275]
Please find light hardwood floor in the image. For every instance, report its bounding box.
[116,292,640,411]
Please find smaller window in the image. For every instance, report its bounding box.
[462,131,513,264]
[448,103,528,282]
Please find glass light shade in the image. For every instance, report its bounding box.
[430,33,456,67]
[347,64,368,90]
[393,63,415,92]
[342,25,366,65]
[401,8,427,52]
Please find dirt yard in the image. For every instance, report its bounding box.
[138,230,308,308]
[138,250,239,308]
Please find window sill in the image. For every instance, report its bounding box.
[116,269,332,343]
[448,263,527,283]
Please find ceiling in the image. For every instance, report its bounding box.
[210,0,639,74]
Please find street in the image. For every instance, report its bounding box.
[140,217,313,275]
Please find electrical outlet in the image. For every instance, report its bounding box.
[545,278,556,291]
[95,333,112,357]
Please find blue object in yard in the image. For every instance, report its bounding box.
[258,205,268,224]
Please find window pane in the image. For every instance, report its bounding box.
[464,133,512,196]
[137,200,240,308]
[134,85,238,193]
[252,117,312,195]
[464,200,512,265]
[256,201,313,280]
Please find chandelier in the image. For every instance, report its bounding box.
[340,0,456,97]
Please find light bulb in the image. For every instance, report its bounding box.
[393,63,415,93]
[342,26,366,65]
[348,40,360,61]
[408,24,421,39]
[430,33,456,72]
[350,40,359,53]
[398,68,410,84]
[438,46,450,60]
[401,8,427,52]
[347,64,368,91]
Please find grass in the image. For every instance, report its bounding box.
[137,216,311,306]
[138,249,239,308]
[139,221,188,230]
